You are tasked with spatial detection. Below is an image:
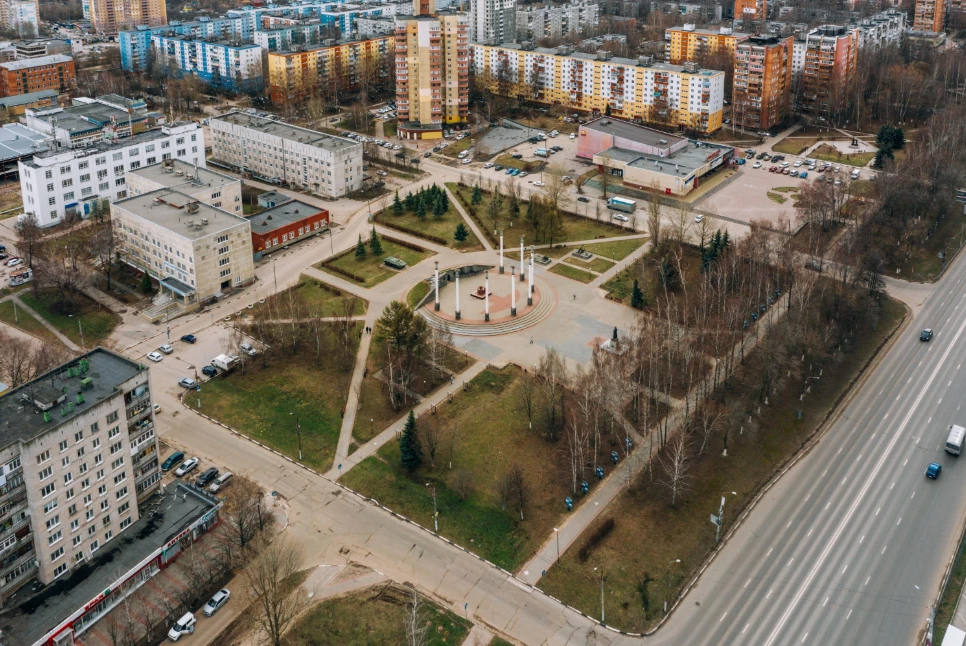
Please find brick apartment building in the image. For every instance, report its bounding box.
[798,25,858,116]
[732,35,792,132]
[0,54,74,97]
[249,197,330,254]
[913,0,946,32]
[734,0,766,20]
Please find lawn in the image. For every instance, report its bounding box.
[849,179,878,198]
[601,244,704,309]
[18,290,121,348]
[772,137,817,156]
[0,300,59,344]
[549,263,595,283]
[382,119,398,138]
[809,144,875,167]
[187,328,360,471]
[448,182,627,248]
[374,194,483,251]
[564,256,615,274]
[575,238,648,262]
[342,366,596,571]
[441,137,475,158]
[408,281,431,308]
[251,275,366,319]
[767,192,788,204]
[317,237,433,287]
[539,297,906,632]
[933,531,966,646]
[494,154,542,172]
[283,584,470,646]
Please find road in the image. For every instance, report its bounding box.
[658,255,966,644]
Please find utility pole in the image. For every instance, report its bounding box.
[714,492,736,543]
[594,567,605,623]
[427,483,438,531]
[664,558,680,614]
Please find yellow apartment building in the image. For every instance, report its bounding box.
[665,24,750,65]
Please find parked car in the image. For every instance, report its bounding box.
[737,158,746,165]
[612,214,629,222]
[920,328,934,342]
[203,589,231,617]
[159,344,173,354]
[694,215,704,223]
[926,462,942,479]
[532,181,544,186]
[178,377,196,389]
[570,133,576,139]
[240,342,257,357]
[146,352,163,363]
[6,257,22,267]
[519,171,528,177]
[511,153,523,159]
[753,162,762,169]
[154,403,161,415]
[423,152,432,158]
[505,168,514,175]
[793,160,803,167]
[161,451,185,472]
[209,472,233,493]
[180,334,196,344]
[577,196,590,202]
[201,365,218,377]
[800,171,808,178]
[195,467,219,487]
[0,252,6,260]
[174,457,199,477]
[494,165,504,171]
[461,158,472,165]
[511,168,521,176]
[167,613,196,641]
[376,170,388,177]
[483,162,494,169]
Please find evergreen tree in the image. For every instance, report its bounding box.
[605,103,612,116]
[398,410,422,471]
[392,191,404,215]
[631,279,645,309]
[660,259,678,289]
[416,196,427,219]
[405,191,416,211]
[369,228,383,255]
[140,271,153,294]
[433,192,447,219]
[454,222,469,243]
[471,184,483,205]
[721,230,730,248]
[355,234,367,257]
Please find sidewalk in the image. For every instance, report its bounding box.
[333,310,380,467]
[445,184,494,252]
[6,293,81,351]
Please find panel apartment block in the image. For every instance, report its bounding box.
[469,0,516,45]
[151,35,264,93]
[664,25,749,65]
[515,1,599,41]
[797,25,858,116]
[89,0,167,34]
[732,35,792,132]
[120,17,250,71]
[913,0,946,32]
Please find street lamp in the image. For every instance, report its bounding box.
[426,483,438,532]
[553,527,560,558]
[714,492,737,543]
[664,559,680,614]
[593,566,605,623]
[290,411,302,461]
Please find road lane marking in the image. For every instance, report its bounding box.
[847,609,853,619]
[891,482,895,490]
[823,597,829,607]
[842,564,848,574]
[802,633,808,643]
[805,494,811,502]
[743,623,750,634]
[856,455,862,462]
[928,417,932,424]
[897,517,902,526]
[766,589,773,599]
[860,535,864,544]
[904,459,908,466]
[720,612,728,622]
[865,576,870,586]
[787,557,794,567]
[762,302,966,646]
[884,413,889,419]
[825,502,831,510]
[882,545,888,555]
[911,491,916,499]
[876,507,880,515]
[745,578,751,588]
[807,528,813,537]
[767,547,773,556]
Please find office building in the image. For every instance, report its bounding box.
[469,0,516,45]
[119,17,249,71]
[209,111,363,197]
[266,35,394,105]
[0,54,74,97]
[395,0,469,139]
[664,24,750,65]
[19,122,204,227]
[471,44,726,133]
[151,35,263,93]
[796,25,857,115]
[515,1,598,41]
[14,38,72,59]
[732,35,791,132]
[0,349,162,603]
[127,158,243,215]
[23,95,150,148]
[734,0,765,20]
[89,0,168,34]
[913,0,945,32]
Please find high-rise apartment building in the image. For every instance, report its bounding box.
[733,0,765,20]
[732,35,792,132]
[0,349,161,602]
[0,0,39,37]
[796,25,858,116]
[395,0,469,139]
[89,0,168,34]
[469,0,515,44]
[665,24,750,65]
[515,1,599,41]
[913,0,946,32]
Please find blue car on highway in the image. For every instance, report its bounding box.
[926,462,942,479]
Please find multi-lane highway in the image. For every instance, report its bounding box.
[657,257,966,645]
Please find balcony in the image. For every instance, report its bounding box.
[0,547,36,584]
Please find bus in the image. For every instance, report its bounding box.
[607,197,637,213]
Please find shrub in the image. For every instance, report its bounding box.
[578,518,615,562]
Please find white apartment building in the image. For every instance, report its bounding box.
[515,1,599,41]
[851,9,907,49]
[469,0,516,44]
[151,35,264,93]
[112,187,255,311]
[0,349,161,601]
[6,0,39,37]
[127,158,243,215]
[355,15,395,36]
[209,111,363,198]
[19,122,204,228]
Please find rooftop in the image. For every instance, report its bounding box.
[249,199,327,234]
[212,111,360,153]
[8,484,218,646]
[114,188,250,239]
[0,349,144,450]
[0,54,72,70]
[151,34,260,48]
[0,123,48,161]
[583,117,686,150]
[28,124,194,164]
[598,141,731,178]
[0,89,57,107]
[130,159,239,193]
[27,101,148,138]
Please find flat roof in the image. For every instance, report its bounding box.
[599,141,731,178]
[152,34,261,49]
[0,89,57,107]
[583,117,686,150]
[0,123,48,161]
[8,484,217,646]
[212,111,360,153]
[28,101,147,137]
[131,159,239,193]
[249,199,326,234]
[0,54,72,70]
[115,188,250,239]
[27,126,182,165]
[0,348,144,450]
[668,27,749,37]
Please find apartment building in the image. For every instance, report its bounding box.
[664,24,750,65]
[19,122,204,227]
[732,35,792,132]
[89,0,168,33]
[209,111,363,196]
[119,17,250,71]
[472,44,726,133]
[650,2,723,22]
[733,0,765,20]
[14,38,72,59]
[515,1,599,41]
[151,35,264,93]
[127,158,243,215]
[796,25,857,115]
[0,54,74,97]
[266,35,394,104]
[0,349,161,602]
[356,15,396,36]
[395,0,469,139]
[469,0,516,44]
[253,23,324,52]
[1,0,39,37]
[913,0,945,32]
[852,9,907,49]
[112,187,255,311]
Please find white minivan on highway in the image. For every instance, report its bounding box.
[946,424,965,455]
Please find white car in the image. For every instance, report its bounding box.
[612,214,629,222]
[570,133,576,140]
[178,377,196,389]
[376,170,388,177]
[519,171,528,177]
[6,257,22,267]
[752,161,762,169]
[153,403,161,415]
[167,613,196,641]
[203,589,231,616]
[793,160,802,167]
[159,344,173,354]
[483,162,494,169]
[392,144,402,150]
[780,161,790,167]
[532,181,545,186]
[146,352,163,362]
[174,457,199,477]
[694,214,704,223]
[461,158,472,164]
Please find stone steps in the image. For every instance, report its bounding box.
[419,287,554,336]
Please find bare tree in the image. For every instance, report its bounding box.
[598,168,612,199]
[405,588,428,646]
[496,471,514,511]
[646,194,663,253]
[423,416,443,468]
[519,367,536,430]
[221,476,265,558]
[452,468,474,501]
[660,435,691,507]
[90,222,118,292]
[14,213,43,269]
[425,324,452,386]
[245,534,309,646]
[0,330,37,387]
[538,347,568,440]
[509,463,527,521]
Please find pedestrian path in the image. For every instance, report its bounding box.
[444,184,494,252]
[6,293,81,351]
[333,312,380,467]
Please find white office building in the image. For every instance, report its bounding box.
[19,122,204,228]
[209,111,363,198]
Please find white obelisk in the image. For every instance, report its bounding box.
[499,229,504,273]
[528,247,534,306]
[484,271,490,322]
[511,266,516,316]
[434,261,440,311]
[455,271,460,320]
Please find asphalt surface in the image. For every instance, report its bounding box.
[657,260,966,645]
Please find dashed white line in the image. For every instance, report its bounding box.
[787,557,795,567]
[897,517,902,526]
[903,459,908,466]
[823,597,829,607]
[842,564,848,574]
[766,589,773,599]
[802,633,809,643]
[767,547,774,557]
[805,494,811,502]
[720,612,728,623]
[847,609,853,620]
[890,482,896,490]
[865,576,871,586]
[743,623,750,634]
[825,502,831,510]
[882,545,888,555]
[787,520,793,528]
[745,578,751,588]
[876,507,881,516]
[807,528,813,537]
[911,491,916,500]
[860,535,865,544]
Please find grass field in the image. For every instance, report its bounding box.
[187,328,359,471]
[934,532,966,646]
[809,144,875,167]
[767,192,788,204]
[549,263,595,283]
[374,199,483,251]
[18,290,121,348]
[539,297,906,632]
[493,154,542,172]
[342,366,595,571]
[284,584,470,646]
[772,137,817,155]
[564,256,615,274]
[408,281,431,308]
[849,179,878,198]
[0,299,58,343]
[441,137,475,158]
[574,238,647,261]
[251,276,367,319]
[317,238,433,287]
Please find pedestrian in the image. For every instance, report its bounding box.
[530,336,533,344]
[573,294,576,301]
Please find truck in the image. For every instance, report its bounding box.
[534,148,549,157]
[211,354,238,372]
[607,197,637,213]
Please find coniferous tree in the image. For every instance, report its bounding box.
[392,191,404,215]
[471,184,483,205]
[433,192,447,219]
[355,234,367,257]
[369,228,383,255]
[405,191,416,211]
[454,222,469,243]
[416,195,427,219]
[399,410,422,471]
[631,279,645,309]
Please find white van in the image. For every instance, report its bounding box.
[209,472,233,493]
[168,612,196,641]
[946,424,965,456]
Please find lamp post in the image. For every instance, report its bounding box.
[434,261,440,311]
[455,271,461,320]
[426,483,438,531]
[520,236,526,282]
[594,566,605,623]
[510,266,516,316]
[484,270,490,322]
[527,246,534,306]
[714,492,737,543]
[290,412,302,461]
[553,527,560,558]
[499,229,504,273]
[664,559,680,614]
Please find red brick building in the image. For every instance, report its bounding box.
[249,198,330,254]
[0,54,75,98]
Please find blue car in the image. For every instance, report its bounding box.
[505,168,514,175]
[926,462,942,479]
[511,168,521,176]
[737,158,746,165]
[799,171,808,178]
[180,334,197,344]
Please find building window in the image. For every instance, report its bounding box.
[43,499,58,514]
[38,466,52,481]
[59,440,68,452]
[220,268,231,278]
[42,482,56,497]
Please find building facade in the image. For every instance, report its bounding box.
[650,1,722,22]
[2,0,39,37]
[19,122,204,228]
[471,44,726,133]
[0,54,74,97]
[119,18,250,71]
[732,35,792,132]
[249,199,330,254]
[89,0,168,34]
[395,0,469,139]
[913,0,945,32]
[0,349,162,602]
[796,25,857,115]
[209,111,364,197]
[356,15,396,37]
[515,1,599,41]
[852,9,907,49]
[151,35,264,93]
[664,24,749,65]
[253,23,324,52]
[733,0,765,20]
[266,35,394,105]
[469,0,515,45]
